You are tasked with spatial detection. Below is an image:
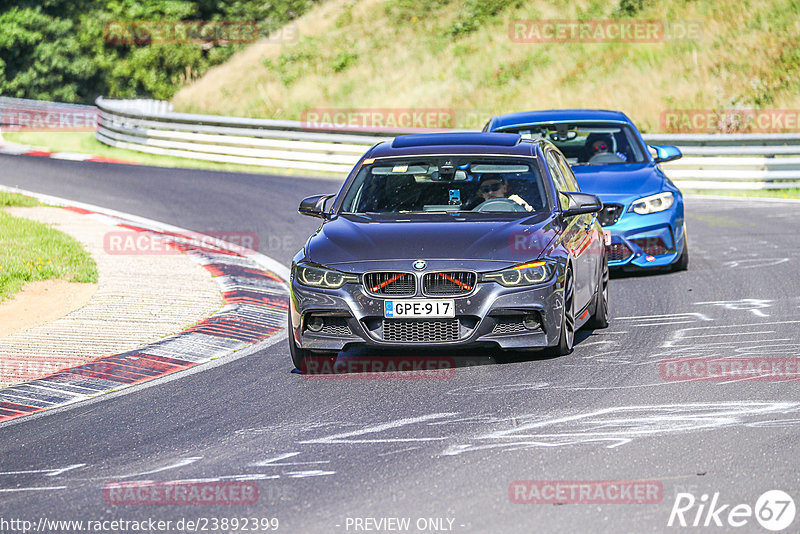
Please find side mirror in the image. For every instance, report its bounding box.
[560,191,602,217]
[299,194,336,219]
[650,144,682,164]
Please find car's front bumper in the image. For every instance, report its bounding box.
[289,273,565,352]
[603,205,685,269]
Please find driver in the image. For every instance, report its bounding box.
[584,133,627,163]
[470,175,534,211]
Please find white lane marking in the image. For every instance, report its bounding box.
[299,413,457,445]
[663,320,800,348]
[723,258,789,269]
[0,464,85,477]
[631,321,698,327]
[441,402,800,455]
[694,299,773,317]
[252,452,330,467]
[679,331,775,339]
[285,470,336,478]
[616,313,713,321]
[114,457,202,479]
[0,486,67,492]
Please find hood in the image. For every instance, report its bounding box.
[305,213,559,269]
[572,163,665,198]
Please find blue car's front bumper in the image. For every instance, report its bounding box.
[600,198,685,269]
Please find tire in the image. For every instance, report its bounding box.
[288,313,338,372]
[672,237,689,272]
[588,255,609,329]
[288,313,312,370]
[546,269,575,356]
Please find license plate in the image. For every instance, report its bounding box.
[384,299,455,318]
[603,230,612,246]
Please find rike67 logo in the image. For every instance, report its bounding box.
[668,490,795,531]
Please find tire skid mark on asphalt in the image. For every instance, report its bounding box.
[279,403,800,455]
[0,205,289,426]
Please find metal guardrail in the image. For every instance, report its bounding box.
[0,97,784,189]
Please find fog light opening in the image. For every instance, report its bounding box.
[523,314,540,330]
[306,315,324,332]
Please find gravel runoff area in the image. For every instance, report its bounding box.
[0,206,223,387]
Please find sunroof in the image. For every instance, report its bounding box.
[391,132,521,148]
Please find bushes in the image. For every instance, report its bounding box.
[0,0,319,103]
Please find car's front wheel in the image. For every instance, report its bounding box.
[672,236,689,272]
[546,269,575,356]
[288,314,336,372]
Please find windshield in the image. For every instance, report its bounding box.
[338,157,548,215]
[501,122,647,165]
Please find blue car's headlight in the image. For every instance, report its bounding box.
[295,263,358,289]
[482,261,554,287]
[629,192,674,215]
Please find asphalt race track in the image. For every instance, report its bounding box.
[1,155,799,533]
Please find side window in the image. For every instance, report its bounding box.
[546,150,570,210]
[556,152,580,191]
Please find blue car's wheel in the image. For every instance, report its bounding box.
[673,237,689,272]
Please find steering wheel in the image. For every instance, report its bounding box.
[472,198,528,212]
[588,152,625,164]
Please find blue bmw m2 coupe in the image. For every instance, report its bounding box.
[484,109,687,271]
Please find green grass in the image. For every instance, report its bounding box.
[0,209,98,301]
[684,188,800,199]
[172,0,800,133]
[0,191,40,207]
[2,131,343,179]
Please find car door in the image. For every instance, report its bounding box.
[546,148,593,310]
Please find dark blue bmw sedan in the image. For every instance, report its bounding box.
[289,132,609,371]
[484,109,688,271]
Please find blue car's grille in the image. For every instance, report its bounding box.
[423,271,476,296]
[364,272,416,296]
[607,242,633,262]
[631,237,673,256]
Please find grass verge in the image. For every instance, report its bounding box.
[0,191,41,207]
[2,131,344,180]
[0,198,98,301]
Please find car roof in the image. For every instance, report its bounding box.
[367,132,540,158]
[486,109,635,131]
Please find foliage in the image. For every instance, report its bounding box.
[0,0,319,103]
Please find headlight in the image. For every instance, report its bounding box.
[295,263,358,289]
[482,261,554,287]
[629,192,674,215]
